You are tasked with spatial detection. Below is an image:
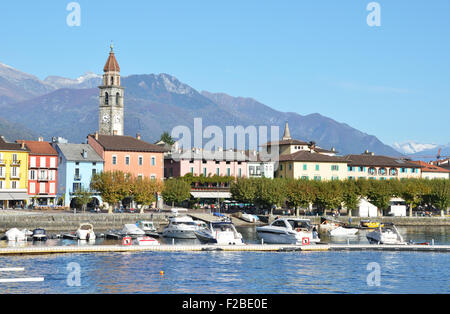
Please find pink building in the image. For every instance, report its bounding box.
[164,149,248,179]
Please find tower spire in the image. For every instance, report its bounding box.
[282,121,291,141]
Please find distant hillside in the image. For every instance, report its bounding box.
[0,116,36,142]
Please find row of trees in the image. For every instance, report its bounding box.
[88,171,163,214]
[230,177,450,216]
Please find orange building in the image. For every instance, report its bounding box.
[87,133,167,180]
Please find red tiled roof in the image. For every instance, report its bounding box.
[410,160,450,173]
[104,52,120,72]
[344,154,419,168]
[279,151,347,163]
[16,140,58,156]
[90,134,168,153]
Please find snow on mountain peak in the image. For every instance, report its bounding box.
[392,141,439,154]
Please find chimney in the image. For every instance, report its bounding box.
[21,142,25,149]
[82,149,88,159]
[38,137,44,142]
[113,130,118,136]
[136,133,141,140]
[94,131,99,140]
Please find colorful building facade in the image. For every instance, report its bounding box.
[0,137,29,208]
[17,139,58,206]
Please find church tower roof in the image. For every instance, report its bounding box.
[282,121,291,141]
[103,44,120,72]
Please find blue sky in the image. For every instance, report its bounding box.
[0,1,449,146]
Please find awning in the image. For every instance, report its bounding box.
[190,191,232,199]
[0,191,29,201]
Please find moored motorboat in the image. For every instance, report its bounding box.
[256,218,320,245]
[121,224,146,238]
[5,228,27,242]
[360,220,383,229]
[137,221,159,237]
[366,223,406,245]
[76,223,96,241]
[32,228,48,241]
[328,226,359,237]
[135,236,160,246]
[162,216,199,239]
[319,217,341,233]
[241,213,259,223]
[194,221,244,245]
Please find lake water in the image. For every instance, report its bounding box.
[0,226,449,294]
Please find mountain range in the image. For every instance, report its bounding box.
[0,62,402,156]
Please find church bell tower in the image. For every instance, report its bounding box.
[99,44,124,136]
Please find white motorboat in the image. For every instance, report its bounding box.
[256,218,320,245]
[5,228,27,242]
[193,220,208,230]
[162,216,199,239]
[241,213,259,223]
[194,221,244,245]
[135,236,160,246]
[366,223,406,245]
[32,228,48,241]
[76,223,96,241]
[121,224,146,238]
[319,217,341,233]
[137,221,159,236]
[328,226,359,237]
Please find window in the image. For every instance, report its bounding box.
[39,170,46,180]
[203,168,207,176]
[303,164,307,171]
[93,162,97,166]
[125,156,130,165]
[112,155,117,165]
[49,183,55,194]
[331,176,339,180]
[238,168,242,177]
[138,156,143,166]
[280,165,283,171]
[116,93,120,105]
[11,181,18,189]
[315,164,320,171]
[227,168,231,176]
[151,157,156,166]
[105,92,109,105]
[150,175,156,180]
[359,166,365,172]
[289,164,292,170]
[12,154,18,162]
[216,168,220,176]
[301,176,309,180]
[137,174,143,181]
[92,169,97,176]
[73,183,81,192]
[190,167,194,175]
[314,176,321,181]
[30,182,36,193]
[273,220,287,228]
[11,167,18,178]
[111,76,114,85]
[30,157,36,168]
[74,168,80,179]
[331,165,339,171]
[0,167,4,178]
[348,166,353,172]
[0,181,3,189]
[50,158,56,168]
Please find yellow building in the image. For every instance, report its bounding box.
[0,137,29,208]
[265,122,347,181]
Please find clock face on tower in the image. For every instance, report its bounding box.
[102,114,110,123]
[114,115,121,123]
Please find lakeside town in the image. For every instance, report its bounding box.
[0,47,449,220]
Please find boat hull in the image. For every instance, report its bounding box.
[257,229,320,245]
[163,229,197,239]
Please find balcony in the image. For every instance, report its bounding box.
[74,174,82,181]
[37,177,49,182]
[10,160,21,166]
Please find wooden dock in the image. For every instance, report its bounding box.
[0,244,448,256]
